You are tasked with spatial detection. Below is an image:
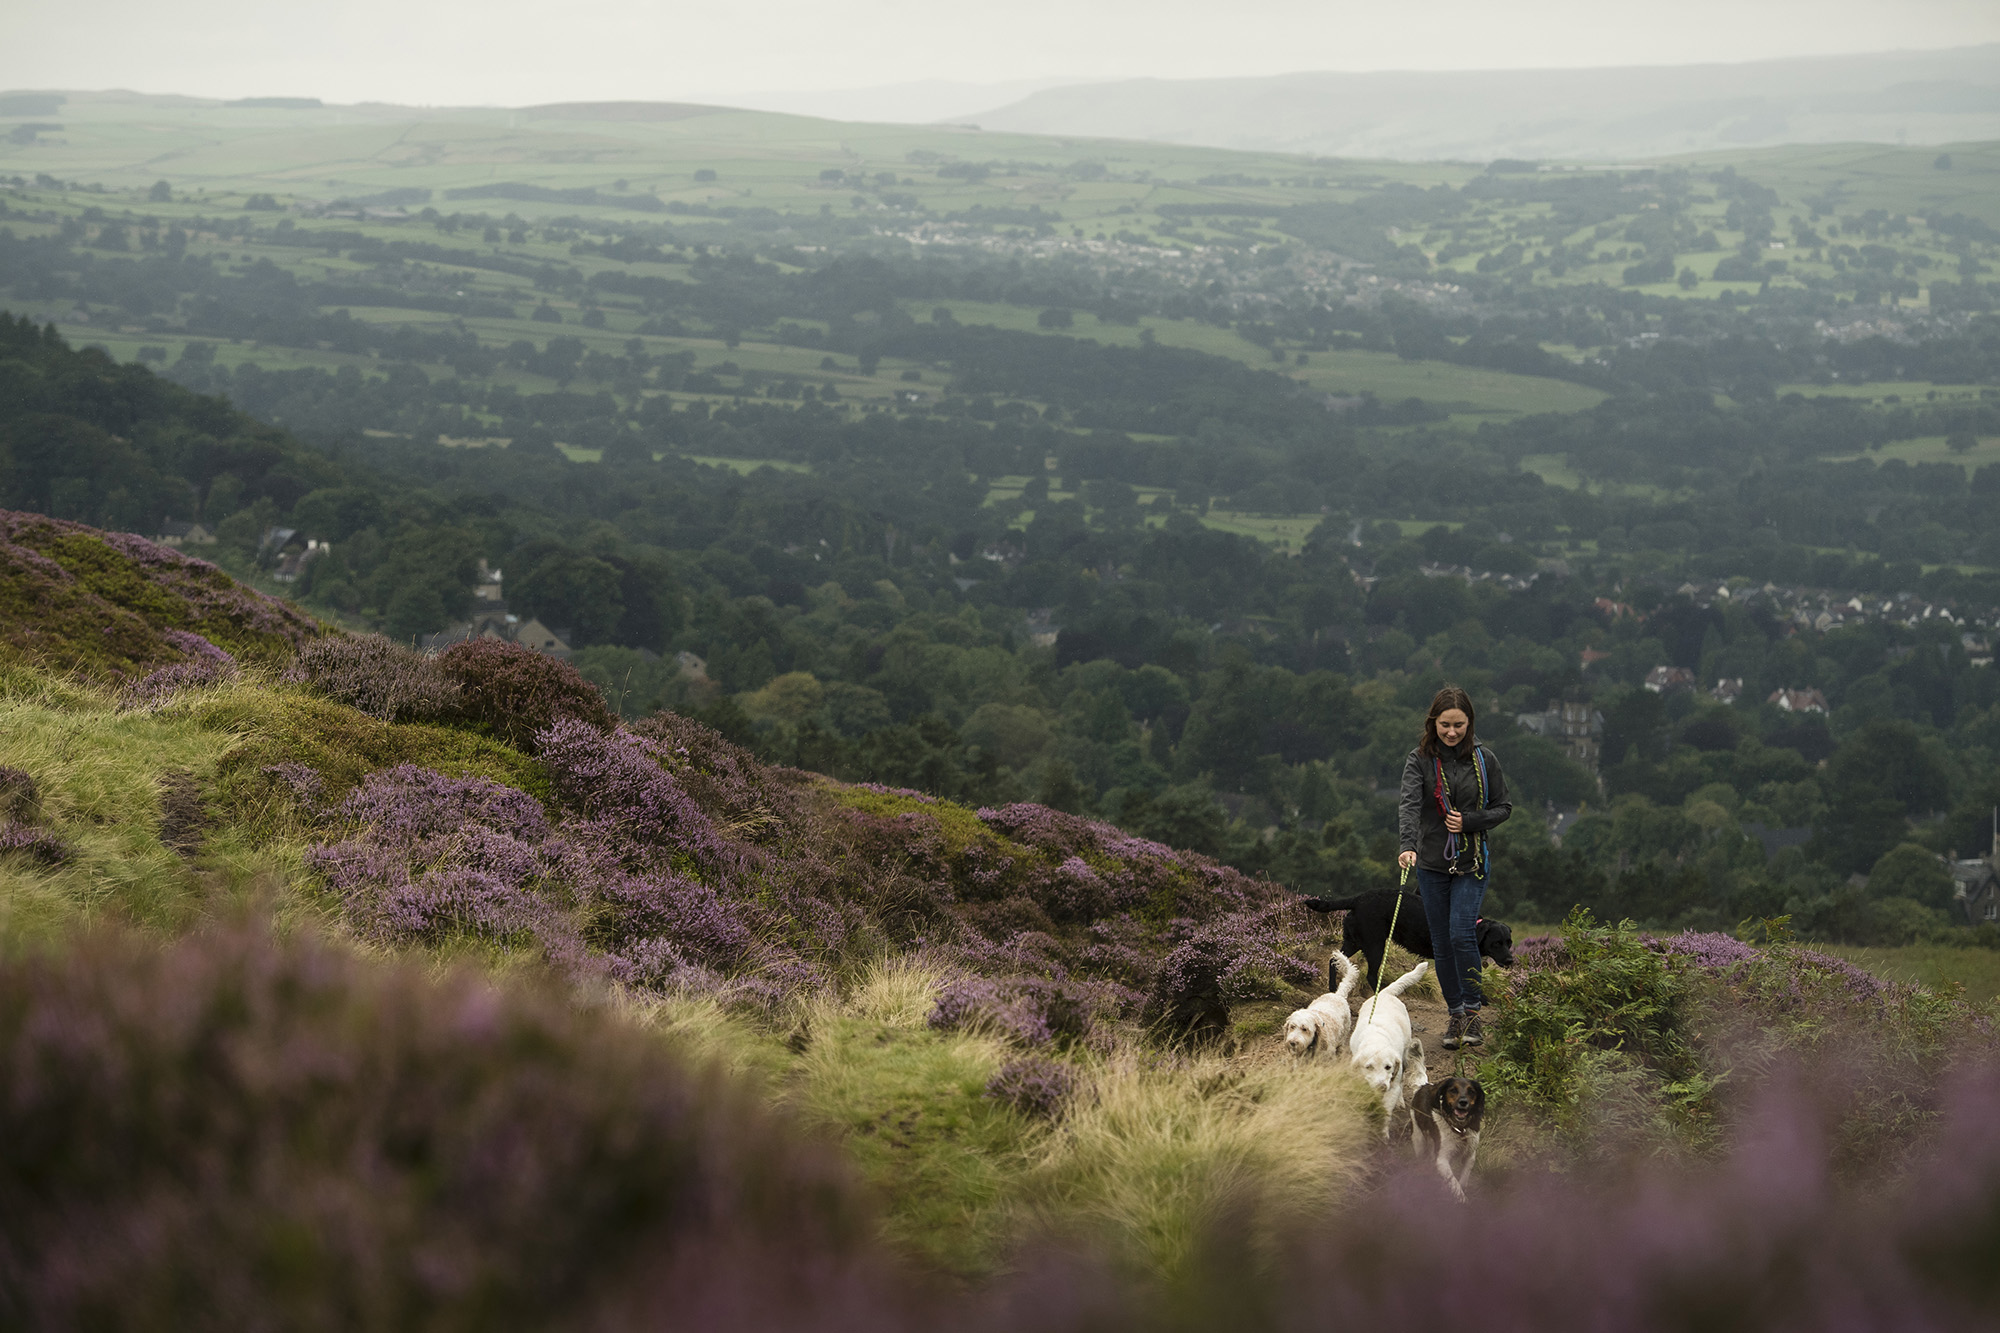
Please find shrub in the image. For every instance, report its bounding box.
[986,1055,1076,1119]
[195,688,547,823]
[535,717,730,871]
[124,656,237,707]
[0,823,72,866]
[0,925,895,1329]
[0,766,38,821]
[1484,909,1712,1144]
[0,508,321,679]
[438,639,614,752]
[286,634,460,724]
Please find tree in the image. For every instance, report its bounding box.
[1866,843,1954,911]
[1814,720,1951,874]
[382,583,447,644]
[1037,307,1074,329]
[147,180,171,203]
[512,550,625,647]
[1947,431,1978,454]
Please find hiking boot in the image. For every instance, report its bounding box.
[1441,1013,1465,1051]
[1462,1012,1484,1048]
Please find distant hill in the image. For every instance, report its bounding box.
[970,45,2000,161]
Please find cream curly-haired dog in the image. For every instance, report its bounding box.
[1348,960,1430,1137]
[1282,950,1360,1060]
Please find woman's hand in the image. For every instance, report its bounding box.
[1443,809,1464,833]
[1398,850,1417,872]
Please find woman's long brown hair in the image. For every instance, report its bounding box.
[1419,684,1477,759]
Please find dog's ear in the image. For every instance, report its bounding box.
[1467,1081,1485,1113]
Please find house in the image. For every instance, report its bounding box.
[1768,687,1828,714]
[1711,677,1744,704]
[1644,665,1695,693]
[513,618,571,657]
[419,611,570,659]
[1951,857,1999,926]
[271,540,328,584]
[1516,701,1604,772]
[1580,647,1612,670]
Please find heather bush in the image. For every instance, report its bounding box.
[438,639,614,752]
[192,686,546,823]
[0,925,902,1330]
[986,1055,1076,1119]
[1141,908,1321,1041]
[1253,1061,2000,1333]
[0,823,72,866]
[1656,923,1993,1176]
[0,508,319,679]
[123,655,237,706]
[632,707,806,830]
[0,766,37,821]
[307,765,570,951]
[286,633,459,724]
[535,717,729,870]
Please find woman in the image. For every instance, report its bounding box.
[1399,685,1510,1050]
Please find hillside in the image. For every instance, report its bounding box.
[971,45,2000,161]
[0,511,1996,1327]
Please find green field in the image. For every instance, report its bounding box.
[1822,943,2000,1002]
[1824,434,2000,475]
[685,455,812,474]
[909,300,1607,419]
[6,92,1991,474]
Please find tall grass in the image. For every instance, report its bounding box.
[1019,1046,1373,1282]
[0,682,236,940]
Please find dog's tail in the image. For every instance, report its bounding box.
[1329,953,1361,1003]
[1380,960,1430,999]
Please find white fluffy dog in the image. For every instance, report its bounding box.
[1347,960,1430,1137]
[1282,950,1360,1060]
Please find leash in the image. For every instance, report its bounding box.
[1360,863,1410,1028]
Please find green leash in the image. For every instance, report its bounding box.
[1360,863,1411,1029]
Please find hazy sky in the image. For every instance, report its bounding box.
[6,0,1998,108]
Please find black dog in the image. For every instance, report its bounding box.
[1302,889,1514,992]
[1411,1076,1485,1200]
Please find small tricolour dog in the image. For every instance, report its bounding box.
[1282,949,1360,1060]
[1347,960,1430,1137]
[1411,1075,1484,1201]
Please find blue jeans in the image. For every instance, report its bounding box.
[1415,866,1487,1014]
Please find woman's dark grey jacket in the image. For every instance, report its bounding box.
[1398,740,1512,873]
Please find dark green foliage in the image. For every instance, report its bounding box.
[0,313,341,535]
[1484,910,1712,1145]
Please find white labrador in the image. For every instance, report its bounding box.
[1347,960,1430,1137]
[1282,950,1360,1060]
